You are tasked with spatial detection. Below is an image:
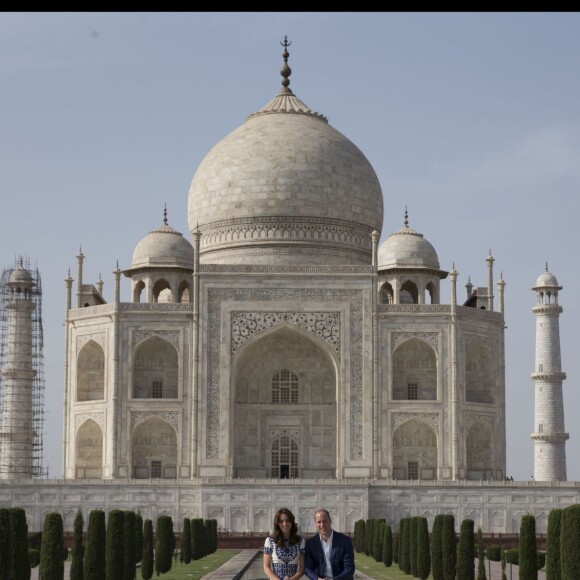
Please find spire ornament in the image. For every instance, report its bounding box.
[280,36,292,89]
[163,204,168,225]
[404,206,409,228]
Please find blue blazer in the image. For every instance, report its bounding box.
[304,530,355,580]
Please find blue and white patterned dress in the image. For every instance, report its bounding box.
[263,535,305,579]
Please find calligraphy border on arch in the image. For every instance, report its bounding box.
[391,331,439,353]
[76,332,107,351]
[130,410,180,432]
[207,288,363,461]
[74,411,105,432]
[391,412,440,432]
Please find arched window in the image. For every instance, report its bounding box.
[178,280,190,303]
[153,279,172,303]
[77,341,105,401]
[133,337,178,399]
[392,339,437,400]
[392,419,437,480]
[271,435,298,479]
[132,418,177,479]
[133,280,145,303]
[379,282,394,304]
[425,282,436,304]
[400,281,418,304]
[272,369,298,403]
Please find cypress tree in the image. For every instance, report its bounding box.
[456,518,474,580]
[546,508,562,580]
[123,511,136,580]
[477,526,486,580]
[373,519,385,561]
[441,514,456,580]
[519,514,538,580]
[105,509,124,580]
[209,519,218,554]
[191,518,204,560]
[355,520,365,553]
[155,515,174,575]
[0,508,11,580]
[409,517,418,577]
[431,514,444,580]
[39,512,64,580]
[560,504,580,579]
[181,518,192,564]
[202,520,210,558]
[70,509,84,580]
[382,524,392,567]
[134,513,143,566]
[364,519,373,556]
[416,516,430,580]
[500,547,507,580]
[141,519,153,580]
[9,507,30,580]
[402,517,411,574]
[399,518,407,571]
[84,509,106,580]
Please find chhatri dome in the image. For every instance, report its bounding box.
[187,37,384,265]
[533,263,561,289]
[378,208,441,271]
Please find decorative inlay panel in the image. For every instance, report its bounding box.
[391,412,440,432]
[391,332,438,353]
[131,330,180,349]
[75,412,105,431]
[270,429,301,443]
[76,333,106,351]
[130,411,179,431]
[232,312,340,356]
[465,414,495,433]
[207,288,364,460]
[465,333,494,350]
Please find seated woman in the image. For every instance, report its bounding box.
[263,507,305,580]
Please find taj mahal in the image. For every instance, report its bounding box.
[0,39,575,535]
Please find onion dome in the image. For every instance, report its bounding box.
[187,37,383,265]
[533,263,562,290]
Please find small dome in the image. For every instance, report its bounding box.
[378,225,440,271]
[131,221,193,270]
[9,267,34,285]
[534,266,561,288]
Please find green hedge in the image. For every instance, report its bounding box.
[456,519,474,580]
[546,508,561,580]
[106,510,124,580]
[155,515,174,575]
[505,548,519,565]
[416,516,431,580]
[9,507,29,580]
[123,511,136,580]
[84,509,106,580]
[382,523,392,567]
[70,509,84,580]
[431,514,444,580]
[519,514,538,580]
[140,519,153,580]
[561,504,580,579]
[442,514,456,580]
[486,544,501,562]
[39,512,65,580]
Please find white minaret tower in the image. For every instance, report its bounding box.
[531,264,568,481]
[0,263,37,479]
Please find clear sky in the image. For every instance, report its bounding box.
[1,12,579,480]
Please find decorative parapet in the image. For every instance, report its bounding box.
[200,264,374,274]
[68,303,192,320]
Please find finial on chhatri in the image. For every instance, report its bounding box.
[163,203,168,225]
[545,261,549,272]
[404,206,409,228]
[280,35,292,89]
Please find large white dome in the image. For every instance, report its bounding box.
[187,64,383,265]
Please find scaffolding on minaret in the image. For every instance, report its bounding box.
[0,257,46,479]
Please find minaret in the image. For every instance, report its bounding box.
[531,264,568,481]
[0,262,37,478]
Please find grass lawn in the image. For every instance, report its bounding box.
[136,549,241,579]
[354,553,431,579]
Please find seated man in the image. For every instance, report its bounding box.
[305,509,354,580]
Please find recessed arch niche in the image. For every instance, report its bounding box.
[392,338,437,400]
[232,325,337,479]
[466,342,493,403]
[77,340,105,401]
[75,419,103,478]
[392,418,437,480]
[132,336,178,399]
[466,421,493,480]
[132,417,177,479]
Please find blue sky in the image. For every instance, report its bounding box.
[1,12,579,480]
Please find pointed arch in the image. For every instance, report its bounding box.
[132,336,178,399]
[392,418,438,480]
[270,433,299,479]
[392,338,437,400]
[152,279,172,303]
[178,280,190,303]
[425,281,437,304]
[466,421,494,479]
[465,341,493,403]
[400,280,418,304]
[77,340,105,401]
[131,417,177,479]
[133,280,145,303]
[75,419,103,478]
[379,281,394,304]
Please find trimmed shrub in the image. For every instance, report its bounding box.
[409,517,418,576]
[140,519,153,580]
[401,518,410,573]
[364,519,373,556]
[181,517,192,564]
[382,524,392,567]
[9,507,30,580]
[134,513,143,565]
[560,504,580,579]
[105,509,124,580]
[477,527,486,580]
[519,514,538,580]
[123,511,136,580]
[39,512,64,580]
[208,519,218,554]
[504,548,519,565]
[84,509,106,580]
[191,518,204,561]
[456,519,474,580]
[431,514,444,580]
[486,544,501,562]
[70,509,84,580]
[441,514,456,580]
[546,508,561,580]
[0,508,11,580]
[373,519,385,562]
[155,515,174,575]
[354,519,365,553]
[416,516,430,580]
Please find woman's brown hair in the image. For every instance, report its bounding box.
[272,507,301,547]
